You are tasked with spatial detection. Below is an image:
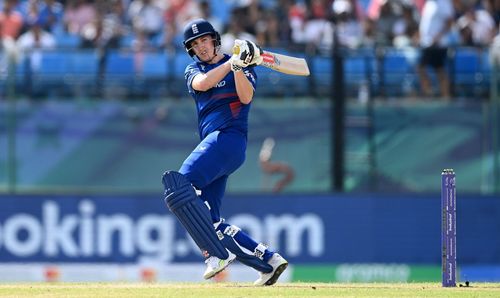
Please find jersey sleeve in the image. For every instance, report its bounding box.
[185,63,201,94]
[242,66,258,91]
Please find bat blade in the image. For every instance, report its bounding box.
[232,45,310,76]
[260,51,310,76]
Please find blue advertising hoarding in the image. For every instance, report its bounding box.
[0,193,499,265]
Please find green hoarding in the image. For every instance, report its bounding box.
[292,264,441,282]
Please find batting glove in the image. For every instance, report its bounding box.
[229,55,244,72]
[245,40,263,66]
[232,39,264,66]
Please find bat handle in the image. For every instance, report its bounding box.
[232,45,240,55]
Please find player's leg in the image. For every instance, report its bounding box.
[216,220,288,286]
[180,130,246,190]
[162,170,236,279]
[201,176,274,273]
[173,130,245,278]
[181,130,279,277]
[431,47,450,99]
[417,47,433,97]
[215,221,275,273]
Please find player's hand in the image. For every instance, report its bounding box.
[245,40,263,66]
[232,39,263,67]
[229,54,245,72]
[231,39,251,69]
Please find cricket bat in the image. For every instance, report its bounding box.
[233,46,310,76]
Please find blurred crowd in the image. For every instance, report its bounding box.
[0,0,498,54]
[0,0,499,99]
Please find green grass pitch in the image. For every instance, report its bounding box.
[1,282,499,297]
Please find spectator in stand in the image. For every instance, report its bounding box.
[39,0,64,32]
[17,18,56,72]
[128,0,164,45]
[274,0,293,48]
[331,0,364,50]
[490,23,500,65]
[220,10,256,55]
[302,0,335,54]
[456,1,496,47]
[288,0,308,48]
[372,0,399,46]
[392,1,419,48]
[0,0,24,41]
[237,0,264,36]
[413,0,426,14]
[22,0,42,30]
[231,0,286,46]
[362,17,377,47]
[79,1,126,90]
[63,0,96,36]
[255,7,280,48]
[17,17,56,50]
[367,0,418,48]
[163,0,202,50]
[0,0,24,73]
[199,0,222,32]
[482,0,500,26]
[346,0,367,21]
[80,8,123,49]
[21,0,63,32]
[366,0,385,19]
[416,0,454,99]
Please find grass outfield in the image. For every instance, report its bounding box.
[0,282,499,297]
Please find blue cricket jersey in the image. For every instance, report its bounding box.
[184,54,257,140]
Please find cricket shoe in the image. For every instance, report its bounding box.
[203,251,236,280]
[253,253,288,286]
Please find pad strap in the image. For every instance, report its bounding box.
[254,243,268,260]
[216,222,273,273]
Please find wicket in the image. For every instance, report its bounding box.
[441,169,457,287]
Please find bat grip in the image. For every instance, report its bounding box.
[232,45,240,55]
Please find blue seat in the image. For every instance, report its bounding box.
[173,53,193,77]
[38,51,71,75]
[30,50,87,96]
[105,51,135,75]
[381,49,417,97]
[345,56,367,74]
[383,50,413,73]
[453,48,481,95]
[312,54,371,97]
[454,48,480,73]
[254,64,309,97]
[345,56,370,97]
[312,56,332,96]
[52,23,81,48]
[57,33,80,48]
[35,50,98,75]
[72,50,98,74]
[481,49,492,71]
[143,51,168,76]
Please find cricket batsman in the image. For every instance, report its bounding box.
[161,18,288,285]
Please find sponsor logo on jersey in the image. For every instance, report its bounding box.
[244,71,255,84]
[215,81,226,88]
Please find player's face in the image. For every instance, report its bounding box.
[190,35,216,62]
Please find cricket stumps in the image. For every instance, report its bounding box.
[441,169,457,287]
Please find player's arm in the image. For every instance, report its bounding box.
[232,67,254,104]
[229,40,262,104]
[191,63,232,92]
